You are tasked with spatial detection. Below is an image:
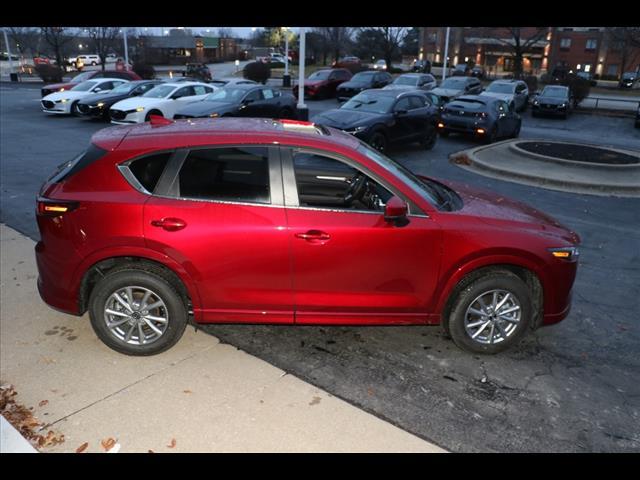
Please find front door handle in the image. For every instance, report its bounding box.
[150,217,187,232]
[295,230,331,242]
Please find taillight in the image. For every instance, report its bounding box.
[37,197,79,217]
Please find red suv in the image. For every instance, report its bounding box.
[35,118,580,356]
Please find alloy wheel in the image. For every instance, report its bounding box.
[464,289,521,345]
[103,286,169,346]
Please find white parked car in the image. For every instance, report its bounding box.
[41,78,129,115]
[383,73,437,91]
[480,79,529,112]
[109,82,216,124]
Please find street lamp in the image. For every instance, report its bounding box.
[296,27,308,120]
[442,26,451,82]
[283,27,291,88]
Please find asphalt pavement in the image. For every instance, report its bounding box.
[1,82,639,452]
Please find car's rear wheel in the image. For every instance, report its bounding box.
[447,271,532,354]
[70,101,80,116]
[88,268,188,356]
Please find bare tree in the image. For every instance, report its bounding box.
[8,27,41,57]
[606,27,640,75]
[316,27,354,63]
[482,27,548,78]
[40,27,76,66]
[361,27,408,68]
[86,27,121,71]
[217,27,234,39]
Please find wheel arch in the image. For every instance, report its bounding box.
[435,254,546,331]
[75,250,202,321]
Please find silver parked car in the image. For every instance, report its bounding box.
[383,73,437,92]
[480,79,529,112]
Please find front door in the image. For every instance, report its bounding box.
[143,145,293,324]
[282,148,442,325]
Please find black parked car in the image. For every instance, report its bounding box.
[412,59,431,73]
[620,71,639,89]
[311,89,439,152]
[173,84,297,119]
[531,85,574,119]
[336,71,393,101]
[635,103,640,129]
[438,95,521,143]
[431,76,483,103]
[77,80,164,120]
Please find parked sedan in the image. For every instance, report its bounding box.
[383,73,437,92]
[438,95,522,143]
[41,78,129,115]
[293,68,352,100]
[431,76,483,103]
[109,82,216,124]
[34,117,580,356]
[174,85,297,119]
[41,70,142,97]
[209,77,258,88]
[531,85,573,119]
[77,80,164,120]
[336,71,393,101]
[619,71,639,89]
[480,79,529,112]
[312,89,439,151]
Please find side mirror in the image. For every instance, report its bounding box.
[384,196,408,225]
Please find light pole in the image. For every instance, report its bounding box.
[123,28,129,69]
[3,29,16,81]
[283,27,290,88]
[296,27,308,120]
[442,27,450,82]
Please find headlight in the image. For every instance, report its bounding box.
[209,112,219,118]
[135,107,145,112]
[559,103,567,108]
[548,246,579,261]
[97,102,105,108]
[533,100,539,106]
[345,125,368,134]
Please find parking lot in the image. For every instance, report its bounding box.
[1,81,640,452]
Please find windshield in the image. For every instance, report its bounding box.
[142,85,176,98]
[110,83,137,94]
[341,93,395,114]
[394,76,418,86]
[71,71,94,83]
[351,72,376,83]
[440,78,467,89]
[541,86,568,98]
[204,88,248,103]
[309,71,331,80]
[486,83,515,94]
[356,142,444,209]
[71,80,100,92]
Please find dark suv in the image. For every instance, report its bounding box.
[336,71,393,101]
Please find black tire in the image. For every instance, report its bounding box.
[369,131,388,152]
[419,124,438,150]
[439,129,450,138]
[88,267,188,356]
[531,110,538,118]
[70,101,80,116]
[510,121,521,139]
[91,61,97,66]
[484,126,498,144]
[447,270,532,354]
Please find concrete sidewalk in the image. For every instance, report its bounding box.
[0,224,445,453]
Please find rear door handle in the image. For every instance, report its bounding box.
[295,230,331,242]
[150,217,187,232]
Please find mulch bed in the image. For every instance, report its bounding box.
[517,141,639,165]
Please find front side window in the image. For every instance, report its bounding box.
[178,147,270,204]
[143,85,178,98]
[293,152,393,212]
[245,89,264,102]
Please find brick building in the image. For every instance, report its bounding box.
[418,27,640,79]
[137,29,240,65]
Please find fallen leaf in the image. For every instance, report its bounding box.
[76,442,89,453]
[183,389,192,394]
[167,438,176,448]
[39,400,49,407]
[148,449,155,453]
[101,437,116,451]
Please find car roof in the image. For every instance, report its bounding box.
[454,95,494,103]
[356,88,418,98]
[91,77,130,82]
[158,81,208,88]
[221,83,264,90]
[93,118,361,152]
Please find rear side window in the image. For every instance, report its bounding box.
[128,152,172,192]
[178,147,270,204]
[47,144,108,184]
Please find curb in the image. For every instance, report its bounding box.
[449,140,640,198]
[0,416,38,453]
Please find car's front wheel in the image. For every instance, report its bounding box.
[369,131,388,152]
[419,124,438,150]
[447,270,532,354]
[88,267,188,356]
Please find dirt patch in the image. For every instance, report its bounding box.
[517,142,639,165]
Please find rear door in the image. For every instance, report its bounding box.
[142,145,293,324]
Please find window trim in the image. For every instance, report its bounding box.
[280,145,427,217]
[117,148,178,195]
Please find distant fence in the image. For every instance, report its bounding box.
[579,96,640,112]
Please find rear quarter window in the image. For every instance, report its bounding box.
[126,152,172,193]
